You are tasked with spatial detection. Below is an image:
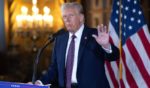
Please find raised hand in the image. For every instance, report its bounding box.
[92,24,110,49]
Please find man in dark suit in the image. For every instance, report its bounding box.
[35,2,119,88]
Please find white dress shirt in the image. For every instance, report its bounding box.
[65,24,84,83]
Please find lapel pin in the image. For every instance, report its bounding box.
[84,36,87,40]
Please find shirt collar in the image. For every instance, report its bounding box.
[69,24,84,39]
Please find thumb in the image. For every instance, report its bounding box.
[35,80,44,86]
[92,34,97,39]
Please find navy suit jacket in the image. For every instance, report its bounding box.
[40,26,119,88]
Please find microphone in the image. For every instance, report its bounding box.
[48,29,66,43]
[32,29,66,84]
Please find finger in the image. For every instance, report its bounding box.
[103,26,107,33]
[99,24,103,32]
[46,84,51,86]
[27,82,33,85]
[97,25,103,36]
[97,25,101,35]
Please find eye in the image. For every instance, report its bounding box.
[69,14,74,18]
[63,15,67,19]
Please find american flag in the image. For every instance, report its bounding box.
[105,0,150,88]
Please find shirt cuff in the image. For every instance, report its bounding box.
[102,45,112,53]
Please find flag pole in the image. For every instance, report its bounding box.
[119,0,123,79]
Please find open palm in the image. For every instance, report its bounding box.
[92,24,110,49]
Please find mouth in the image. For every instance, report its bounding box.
[66,23,72,27]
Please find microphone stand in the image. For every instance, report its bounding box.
[32,35,54,84]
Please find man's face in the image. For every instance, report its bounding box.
[62,8,83,33]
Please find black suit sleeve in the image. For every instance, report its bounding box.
[103,44,120,61]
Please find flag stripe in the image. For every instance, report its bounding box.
[116,60,119,68]
[121,61,130,88]
[122,49,138,88]
[105,61,119,88]
[130,32,150,75]
[110,62,119,80]
[126,39,150,87]
[120,79,125,88]
[124,45,148,88]
[109,22,120,47]
[105,64,115,88]
[143,25,150,43]
[138,28,150,59]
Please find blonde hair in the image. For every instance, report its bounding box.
[61,2,84,14]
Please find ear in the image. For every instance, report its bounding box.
[80,14,84,22]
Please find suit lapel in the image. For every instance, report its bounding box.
[61,32,69,65]
[59,32,69,82]
[77,26,90,65]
